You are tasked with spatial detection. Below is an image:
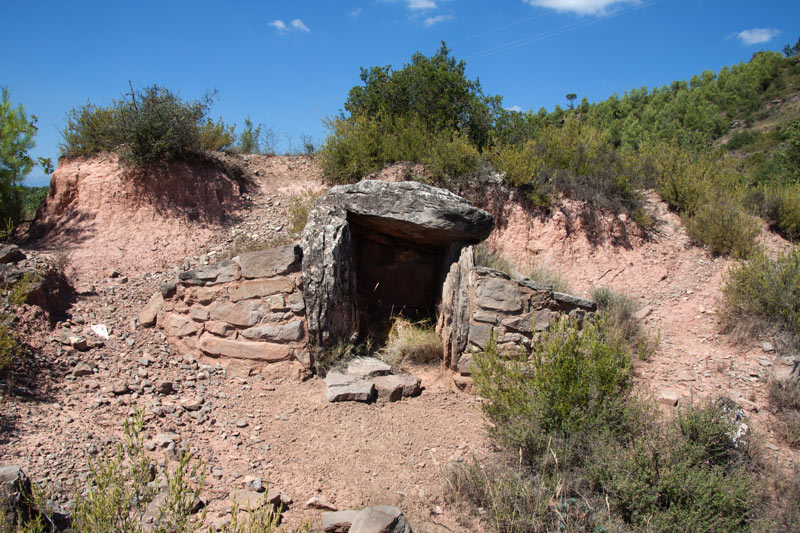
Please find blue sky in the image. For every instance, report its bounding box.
[3,0,797,186]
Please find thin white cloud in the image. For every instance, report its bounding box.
[505,105,523,112]
[424,14,451,27]
[268,19,288,33]
[522,0,637,16]
[291,18,311,33]
[350,8,363,17]
[408,0,437,10]
[737,28,781,46]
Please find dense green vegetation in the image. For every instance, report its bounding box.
[449,316,775,532]
[321,38,800,257]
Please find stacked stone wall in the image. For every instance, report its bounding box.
[142,245,310,373]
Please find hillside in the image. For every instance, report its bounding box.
[0,152,797,531]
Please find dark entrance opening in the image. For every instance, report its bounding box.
[348,213,446,342]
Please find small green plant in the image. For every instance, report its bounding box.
[72,408,205,532]
[380,316,442,366]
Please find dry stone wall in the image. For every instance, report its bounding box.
[141,245,311,373]
[440,245,597,374]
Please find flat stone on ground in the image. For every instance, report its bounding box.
[349,505,413,533]
[346,358,391,378]
[322,509,361,533]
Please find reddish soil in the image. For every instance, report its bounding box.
[3,155,798,531]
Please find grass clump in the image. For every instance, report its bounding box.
[454,314,765,532]
[473,244,513,276]
[526,263,571,293]
[768,379,800,447]
[380,316,442,366]
[288,189,321,235]
[721,247,800,342]
[591,287,658,359]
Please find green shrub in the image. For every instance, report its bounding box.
[685,195,762,258]
[380,317,442,366]
[1,88,38,229]
[236,117,263,154]
[61,85,227,166]
[727,130,759,151]
[721,247,800,339]
[198,117,235,151]
[473,315,632,463]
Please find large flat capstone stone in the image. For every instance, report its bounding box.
[321,180,493,246]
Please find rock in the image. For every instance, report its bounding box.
[60,332,89,351]
[160,281,177,299]
[190,306,210,322]
[346,357,391,378]
[371,374,422,401]
[72,361,96,377]
[112,381,130,395]
[455,353,473,375]
[468,323,493,348]
[452,373,473,393]
[658,389,680,407]
[235,418,249,428]
[552,291,596,311]
[203,320,234,337]
[323,509,361,533]
[761,342,775,353]
[326,379,376,403]
[349,505,413,533]
[0,245,24,264]
[162,313,198,337]
[225,360,253,378]
[198,334,292,362]
[771,356,799,384]
[238,245,302,279]
[438,244,474,368]
[0,465,32,527]
[240,320,305,342]
[229,489,269,510]
[180,397,203,411]
[229,278,293,303]
[178,260,240,285]
[138,291,164,327]
[155,433,179,448]
[476,277,522,312]
[209,301,261,327]
[306,494,338,511]
[156,381,175,395]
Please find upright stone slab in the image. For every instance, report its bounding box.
[437,244,474,369]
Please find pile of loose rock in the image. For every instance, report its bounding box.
[323,358,421,403]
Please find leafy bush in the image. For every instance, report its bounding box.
[380,317,442,366]
[473,315,633,464]
[1,88,38,228]
[685,195,762,258]
[198,117,235,151]
[721,247,800,340]
[61,85,228,166]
